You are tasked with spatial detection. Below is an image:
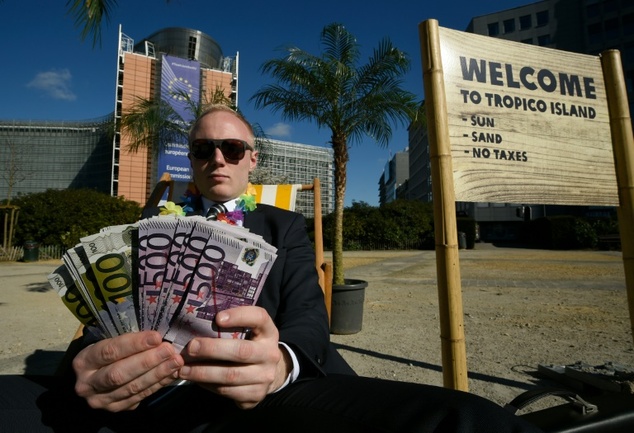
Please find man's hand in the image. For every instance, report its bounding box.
[178,306,292,409]
[73,331,184,412]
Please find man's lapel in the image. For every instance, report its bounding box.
[244,206,267,238]
[185,195,204,217]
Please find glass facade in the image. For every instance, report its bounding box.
[134,27,224,70]
[256,139,334,217]
[0,116,113,201]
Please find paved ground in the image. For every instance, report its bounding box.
[327,245,632,405]
[0,244,632,408]
[0,259,78,375]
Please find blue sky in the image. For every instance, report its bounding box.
[0,0,532,206]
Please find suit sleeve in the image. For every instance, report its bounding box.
[255,208,332,378]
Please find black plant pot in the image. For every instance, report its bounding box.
[330,279,368,335]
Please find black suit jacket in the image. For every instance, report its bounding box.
[142,203,355,378]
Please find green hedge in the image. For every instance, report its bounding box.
[12,189,142,248]
[316,202,616,251]
[527,215,598,249]
[322,199,435,250]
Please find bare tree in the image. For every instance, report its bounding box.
[0,138,30,205]
[0,138,28,253]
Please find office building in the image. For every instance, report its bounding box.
[112,26,238,204]
[378,149,410,205]
[407,120,432,203]
[466,0,634,114]
[1,26,335,216]
[0,116,113,201]
[256,138,334,216]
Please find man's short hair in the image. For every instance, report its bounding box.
[188,104,255,147]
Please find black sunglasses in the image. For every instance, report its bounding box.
[190,138,254,162]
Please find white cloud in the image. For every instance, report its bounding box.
[27,69,76,101]
[265,122,292,138]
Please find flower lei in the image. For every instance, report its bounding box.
[217,183,257,225]
[159,201,187,216]
[160,183,257,226]
[159,185,197,217]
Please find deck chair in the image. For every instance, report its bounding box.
[251,181,333,323]
[143,173,333,322]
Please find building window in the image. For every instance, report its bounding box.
[586,2,600,18]
[503,18,515,33]
[488,22,500,36]
[625,43,634,65]
[519,14,532,30]
[605,18,619,40]
[626,69,634,94]
[604,0,618,14]
[188,36,197,60]
[521,38,533,44]
[588,22,602,45]
[624,13,634,36]
[537,34,551,46]
[536,10,549,27]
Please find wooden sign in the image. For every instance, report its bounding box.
[437,27,618,206]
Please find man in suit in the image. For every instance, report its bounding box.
[0,105,543,432]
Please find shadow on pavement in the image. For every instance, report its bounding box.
[23,349,66,375]
[333,342,539,392]
[27,281,53,293]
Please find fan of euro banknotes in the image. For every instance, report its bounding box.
[47,215,277,351]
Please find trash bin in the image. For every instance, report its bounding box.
[23,240,39,262]
[330,279,368,335]
[458,232,467,249]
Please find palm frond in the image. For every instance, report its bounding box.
[119,97,185,153]
[251,22,420,285]
[66,0,117,47]
[120,85,239,152]
[320,23,359,66]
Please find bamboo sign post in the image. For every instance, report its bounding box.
[419,20,469,392]
[419,19,632,391]
[602,51,634,349]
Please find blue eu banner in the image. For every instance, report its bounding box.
[157,54,201,197]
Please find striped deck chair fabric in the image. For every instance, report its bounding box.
[252,184,302,211]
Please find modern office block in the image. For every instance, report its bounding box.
[0,116,113,200]
[257,138,334,216]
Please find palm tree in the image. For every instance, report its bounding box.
[119,88,273,176]
[65,1,172,47]
[65,0,119,47]
[120,87,233,153]
[251,23,419,285]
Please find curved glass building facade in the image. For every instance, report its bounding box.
[134,27,224,69]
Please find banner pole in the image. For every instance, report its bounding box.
[601,50,634,345]
[419,19,468,391]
